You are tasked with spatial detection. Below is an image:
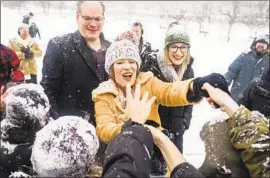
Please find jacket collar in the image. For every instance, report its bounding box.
[73,30,111,81]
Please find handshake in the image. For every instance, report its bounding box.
[20,46,34,59]
[192,73,230,108]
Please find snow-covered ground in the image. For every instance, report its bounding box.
[1,5,268,169]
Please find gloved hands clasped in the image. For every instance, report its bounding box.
[192,73,230,108]
[20,46,34,59]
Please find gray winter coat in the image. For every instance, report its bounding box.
[224,51,269,101]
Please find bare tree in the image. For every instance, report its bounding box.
[220,1,241,41]
[159,3,187,27]
[240,1,269,38]
[193,3,212,36]
[1,1,25,11]
[52,1,67,15]
[39,1,51,14]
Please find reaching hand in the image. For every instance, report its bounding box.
[125,84,156,124]
[202,83,239,117]
[192,73,230,108]
[144,124,166,145]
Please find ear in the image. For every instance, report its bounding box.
[76,11,80,22]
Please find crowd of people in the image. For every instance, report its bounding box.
[0,1,269,178]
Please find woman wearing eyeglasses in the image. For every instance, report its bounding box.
[140,25,195,175]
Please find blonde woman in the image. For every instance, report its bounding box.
[141,25,194,155]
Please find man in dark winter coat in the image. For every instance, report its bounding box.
[0,84,51,177]
[237,67,270,118]
[29,22,41,39]
[22,12,34,25]
[224,34,269,101]
[40,1,111,122]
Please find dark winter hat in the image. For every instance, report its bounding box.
[31,116,99,177]
[1,84,51,143]
[255,34,269,46]
[165,25,190,47]
[29,12,34,16]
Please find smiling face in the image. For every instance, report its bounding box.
[167,42,189,65]
[112,59,138,87]
[76,1,104,41]
[255,41,268,53]
[19,27,29,40]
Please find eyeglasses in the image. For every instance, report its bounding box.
[79,13,104,24]
[168,45,189,53]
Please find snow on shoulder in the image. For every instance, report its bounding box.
[31,116,99,177]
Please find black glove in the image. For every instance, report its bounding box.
[24,51,34,59]
[20,46,33,59]
[20,46,31,54]
[193,73,230,108]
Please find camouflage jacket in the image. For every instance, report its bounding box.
[228,106,270,178]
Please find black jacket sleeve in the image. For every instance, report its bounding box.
[237,78,261,110]
[181,62,195,129]
[171,162,205,178]
[102,120,153,178]
[0,142,32,173]
[40,38,63,119]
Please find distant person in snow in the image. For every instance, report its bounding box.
[8,23,42,84]
[131,22,152,64]
[0,84,51,177]
[29,22,41,39]
[22,12,34,25]
[224,34,269,102]
[237,67,270,118]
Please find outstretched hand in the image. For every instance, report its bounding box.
[125,84,156,124]
[202,83,239,117]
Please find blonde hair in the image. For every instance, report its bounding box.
[163,47,191,81]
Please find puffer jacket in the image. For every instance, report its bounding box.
[224,49,269,101]
[92,71,202,143]
[8,37,42,75]
[141,51,194,152]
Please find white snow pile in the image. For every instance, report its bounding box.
[5,83,50,127]
[31,116,99,177]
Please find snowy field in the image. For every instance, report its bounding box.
[1,5,268,169]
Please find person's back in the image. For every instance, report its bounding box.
[29,22,40,39]
[199,117,251,178]
[224,35,269,101]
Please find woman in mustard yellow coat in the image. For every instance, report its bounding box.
[92,39,229,144]
[8,23,42,84]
